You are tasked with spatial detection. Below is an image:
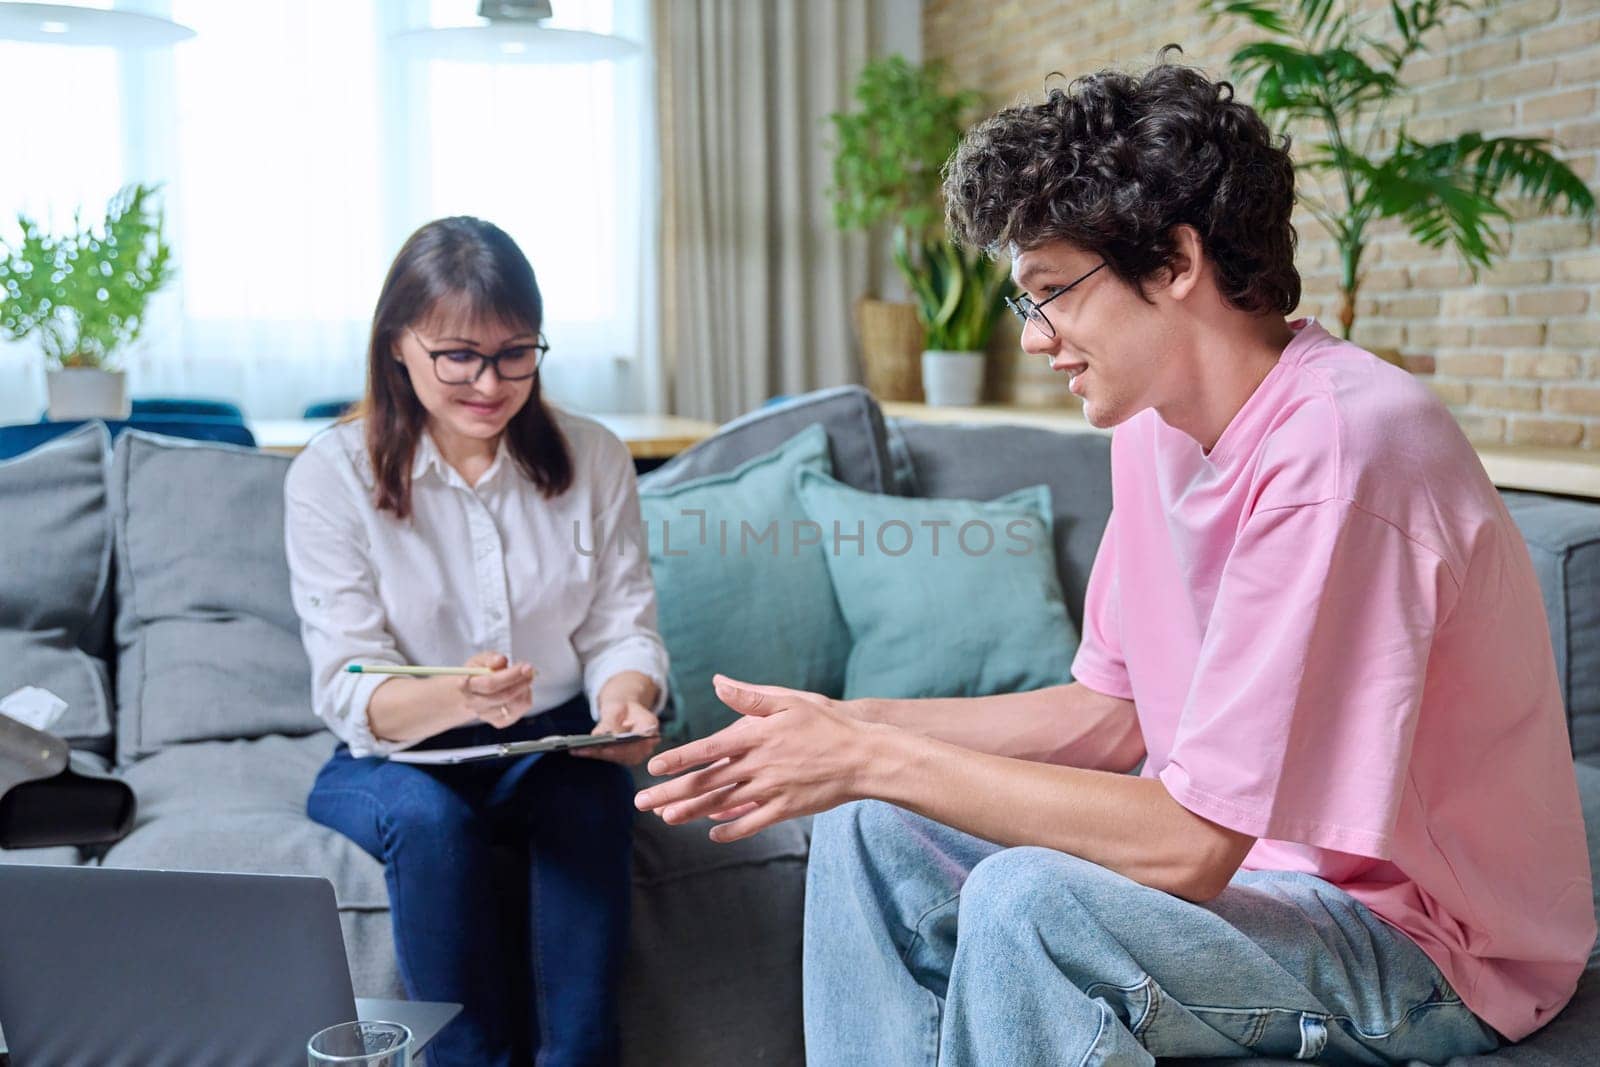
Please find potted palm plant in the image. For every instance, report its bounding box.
[0,184,175,419]
[828,56,1011,405]
[1206,0,1595,341]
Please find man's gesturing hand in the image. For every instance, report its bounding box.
[634,674,881,843]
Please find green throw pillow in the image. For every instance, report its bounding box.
[641,424,850,744]
[792,467,1078,700]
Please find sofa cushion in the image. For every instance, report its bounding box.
[794,469,1077,700]
[110,431,318,764]
[0,423,115,752]
[642,425,851,743]
[100,732,388,909]
[1502,492,1600,761]
[886,420,1112,635]
[640,385,894,495]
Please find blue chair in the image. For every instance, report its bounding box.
[0,418,256,461]
[302,399,356,420]
[130,398,245,421]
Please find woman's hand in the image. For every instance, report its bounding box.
[634,674,877,842]
[574,700,661,766]
[459,651,536,729]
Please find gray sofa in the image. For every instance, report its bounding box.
[2,385,1598,1065]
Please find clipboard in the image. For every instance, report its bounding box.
[387,731,656,765]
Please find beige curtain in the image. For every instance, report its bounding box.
[656,0,885,422]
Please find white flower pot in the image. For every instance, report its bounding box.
[46,368,130,421]
[920,350,985,407]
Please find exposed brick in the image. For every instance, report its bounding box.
[1509,417,1586,447]
[1488,0,1561,35]
[1469,383,1542,411]
[1556,254,1600,283]
[1515,288,1590,316]
[1419,77,1484,111]
[1454,40,1521,75]
[1428,379,1469,405]
[1511,222,1594,258]
[1557,50,1600,84]
[1403,353,1438,376]
[1547,385,1600,416]
[1441,291,1509,317]
[1405,54,1449,83]
[1481,258,1554,285]
[1455,414,1508,445]
[1523,17,1600,59]
[1411,263,1475,288]
[1407,322,1473,348]
[1550,319,1600,346]
[1509,353,1582,378]
[1523,89,1598,124]
[1357,323,1405,348]
[1474,323,1548,348]
[1559,120,1600,149]
[1379,294,1441,317]
[1437,352,1507,377]
[1361,266,1411,292]
[1485,64,1556,99]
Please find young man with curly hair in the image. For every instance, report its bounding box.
[636,58,1593,1065]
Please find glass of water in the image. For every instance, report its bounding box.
[307,1020,412,1066]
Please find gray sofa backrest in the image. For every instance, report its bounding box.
[886,421,1112,636]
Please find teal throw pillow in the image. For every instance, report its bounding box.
[641,424,850,744]
[792,467,1077,700]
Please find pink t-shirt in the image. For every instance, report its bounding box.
[1071,319,1594,1042]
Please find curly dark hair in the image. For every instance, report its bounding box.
[943,51,1301,315]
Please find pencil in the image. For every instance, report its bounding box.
[345,664,497,677]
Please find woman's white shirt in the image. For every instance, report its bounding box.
[283,409,668,757]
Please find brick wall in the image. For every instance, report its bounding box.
[925,0,1600,448]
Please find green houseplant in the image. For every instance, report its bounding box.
[827,55,1011,405]
[0,183,175,418]
[1206,0,1596,339]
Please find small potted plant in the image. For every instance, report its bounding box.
[828,56,1009,405]
[0,183,175,419]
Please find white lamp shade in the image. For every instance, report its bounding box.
[393,24,638,63]
[0,2,195,46]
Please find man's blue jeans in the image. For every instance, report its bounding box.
[804,800,1503,1066]
[307,695,633,1067]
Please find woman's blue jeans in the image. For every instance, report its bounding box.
[307,695,633,1067]
[804,800,1503,1067]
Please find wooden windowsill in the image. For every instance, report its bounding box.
[882,402,1600,502]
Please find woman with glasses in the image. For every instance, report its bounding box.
[284,216,667,1067]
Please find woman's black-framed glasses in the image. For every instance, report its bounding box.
[1004,262,1107,339]
[407,326,550,385]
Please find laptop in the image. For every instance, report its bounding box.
[0,865,458,1066]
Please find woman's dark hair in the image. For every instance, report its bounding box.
[360,216,572,519]
[943,50,1301,315]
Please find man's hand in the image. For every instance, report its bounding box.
[635,674,878,842]
[574,699,660,766]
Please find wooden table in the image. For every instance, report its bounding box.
[884,402,1600,501]
[249,411,718,461]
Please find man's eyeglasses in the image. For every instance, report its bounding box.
[407,326,550,385]
[1004,262,1107,339]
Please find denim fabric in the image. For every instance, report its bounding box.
[804,801,1502,1067]
[307,695,634,1067]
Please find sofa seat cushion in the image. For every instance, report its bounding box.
[110,431,320,764]
[625,769,809,1065]
[0,422,115,752]
[101,732,388,910]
